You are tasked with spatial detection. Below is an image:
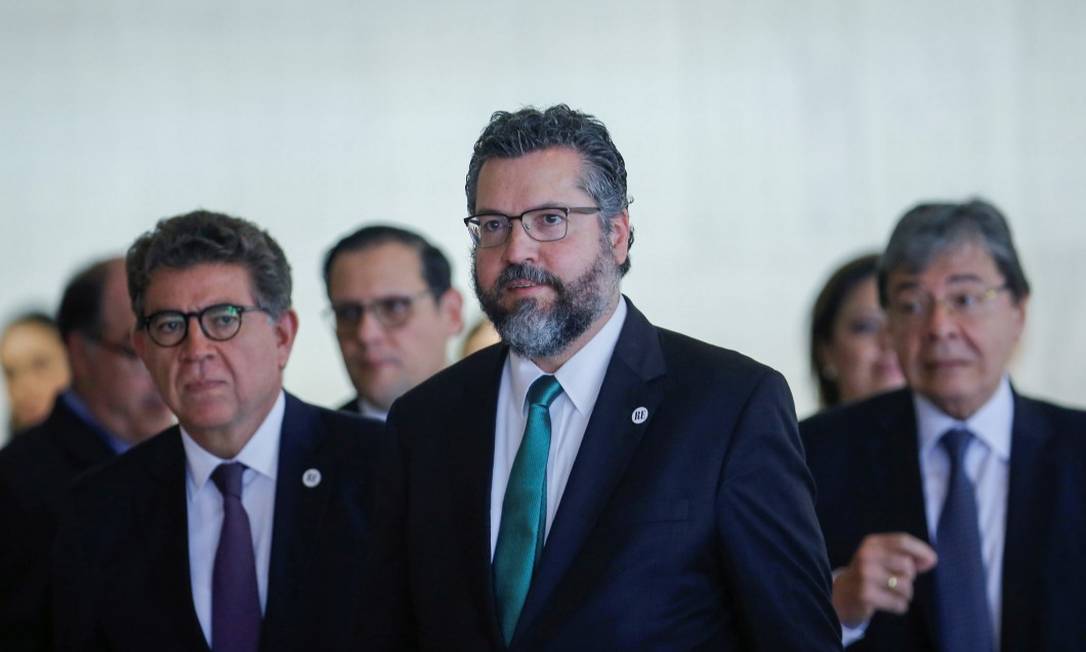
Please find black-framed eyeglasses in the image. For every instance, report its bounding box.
[463,206,600,248]
[327,289,432,334]
[138,304,270,348]
[86,333,138,360]
[888,284,1009,324]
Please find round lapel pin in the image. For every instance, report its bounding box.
[631,407,649,424]
[302,468,322,488]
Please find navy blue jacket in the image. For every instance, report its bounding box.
[801,387,1086,652]
[50,393,396,652]
[0,398,116,651]
[385,300,842,651]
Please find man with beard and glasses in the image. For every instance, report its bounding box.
[381,105,842,651]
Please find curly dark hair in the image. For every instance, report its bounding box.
[126,210,292,319]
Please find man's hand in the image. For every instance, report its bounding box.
[833,533,938,628]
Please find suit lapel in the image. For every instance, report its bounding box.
[136,428,210,650]
[513,300,666,642]
[447,346,508,647]
[999,392,1049,652]
[868,391,939,647]
[261,394,335,647]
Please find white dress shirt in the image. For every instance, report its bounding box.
[842,377,1012,648]
[181,391,284,646]
[489,298,627,558]
[914,376,1011,650]
[356,397,388,422]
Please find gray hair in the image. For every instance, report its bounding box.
[877,199,1030,306]
[465,104,634,276]
[126,210,293,319]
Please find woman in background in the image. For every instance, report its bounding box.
[810,253,904,409]
[1,312,71,436]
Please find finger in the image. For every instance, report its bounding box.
[857,578,911,615]
[885,533,938,570]
[881,571,915,602]
[881,553,919,582]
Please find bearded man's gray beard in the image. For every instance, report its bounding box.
[472,239,620,360]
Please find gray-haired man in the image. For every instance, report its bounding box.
[802,199,1086,651]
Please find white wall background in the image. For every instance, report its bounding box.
[2,0,1083,439]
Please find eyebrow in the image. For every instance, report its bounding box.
[471,203,570,215]
[891,272,990,294]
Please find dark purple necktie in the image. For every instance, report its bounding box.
[211,462,261,652]
[932,429,995,652]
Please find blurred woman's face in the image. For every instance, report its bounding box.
[1,322,71,430]
[821,277,905,405]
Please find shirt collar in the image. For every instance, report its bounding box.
[507,297,628,417]
[181,390,285,491]
[357,397,388,422]
[60,390,131,454]
[914,376,1014,461]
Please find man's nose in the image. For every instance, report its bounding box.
[179,318,215,361]
[352,309,387,344]
[502,220,539,264]
[924,299,960,340]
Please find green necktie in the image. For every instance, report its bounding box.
[493,374,564,644]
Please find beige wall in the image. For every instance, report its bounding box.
[2,0,1083,439]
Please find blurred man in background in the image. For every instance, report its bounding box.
[802,199,1086,651]
[323,225,462,420]
[0,257,172,651]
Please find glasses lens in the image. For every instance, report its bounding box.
[374,297,415,328]
[523,209,568,242]
[332,304,363,332]
[475,215,511,247]
[201,305,243,341]
[148,312,187,346]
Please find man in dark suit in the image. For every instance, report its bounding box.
[0,257,173,652]
[384,105,841,650]
[321,225,463,420]
[801,199,1086,651]
[50,211,392,651]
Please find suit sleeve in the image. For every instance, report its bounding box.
[714,369,843,651]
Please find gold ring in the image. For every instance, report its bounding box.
[887,576,899,590]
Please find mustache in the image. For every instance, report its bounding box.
[496,263,563,291]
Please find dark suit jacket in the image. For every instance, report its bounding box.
[384,300,842,651]
[0,398,116,652]
[50,393,397,652]
[800,387,1086,652]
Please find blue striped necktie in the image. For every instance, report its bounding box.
[932,428,995,652]
[493,374,564,644]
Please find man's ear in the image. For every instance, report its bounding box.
[66,333,90,383]
[1011,294,1029,340]
[273,309,300,370]
[608,210,630,266]
[438,288,464,335]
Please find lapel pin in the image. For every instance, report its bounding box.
[631,407,649,424]
[302,468,322,488]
